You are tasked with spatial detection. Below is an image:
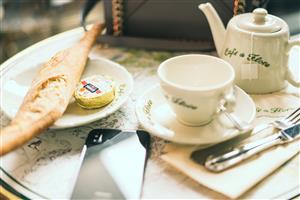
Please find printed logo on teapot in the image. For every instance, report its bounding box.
[224,48,270,67]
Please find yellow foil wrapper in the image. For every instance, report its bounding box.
[74,75,115,109]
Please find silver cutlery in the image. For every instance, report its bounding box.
[219,104,252,133]
[191,108,300,169]
[251,107,300,135]
[205,123,300,172]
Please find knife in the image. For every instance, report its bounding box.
[71,128,150,199]
[203,124,300,172]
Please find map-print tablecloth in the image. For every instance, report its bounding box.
[1,43,300,199]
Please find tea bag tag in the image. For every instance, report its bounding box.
[241,63,259,80]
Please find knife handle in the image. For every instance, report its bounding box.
[205,132,282,172]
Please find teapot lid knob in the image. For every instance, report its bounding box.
[253,8,268,24]
[236,7,283,33]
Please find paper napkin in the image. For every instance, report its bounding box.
[161,87,300,199]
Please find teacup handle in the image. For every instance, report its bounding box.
[218,89,252,131]
[285,38,300,87]
[216,87,236,115]
[222,88,236,112]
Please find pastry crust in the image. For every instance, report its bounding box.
[0,23,104,156]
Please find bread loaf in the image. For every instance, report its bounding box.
[0,23,104,156]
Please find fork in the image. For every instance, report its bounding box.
[252,107,300,135]
[204,109,300,172]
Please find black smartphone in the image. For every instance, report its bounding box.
[71,129,151,199]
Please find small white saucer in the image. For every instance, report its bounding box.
[1,58,133,129]
[135,84,256,145]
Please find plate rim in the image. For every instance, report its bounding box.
[0,27,133,129]
[52,57,134,128]
[0,27,84,71]
[135,84,256,145]
[0,167,45,199]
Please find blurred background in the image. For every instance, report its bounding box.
[0,0,104,63]
[0,0,299,64]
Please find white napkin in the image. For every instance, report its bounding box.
[162,142,299,199]
[161,87,300,199]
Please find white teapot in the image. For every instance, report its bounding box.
[199,3,300,94]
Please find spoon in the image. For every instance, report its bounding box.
[219,104,252,133]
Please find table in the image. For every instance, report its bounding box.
[1,28,299,199]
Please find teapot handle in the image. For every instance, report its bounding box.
[285,38,300,87]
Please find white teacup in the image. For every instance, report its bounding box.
[157,54,235,126]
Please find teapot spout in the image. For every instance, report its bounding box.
[199,3,226,56]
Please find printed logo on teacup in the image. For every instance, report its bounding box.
[224,48,270,67]
[164,94,197,110]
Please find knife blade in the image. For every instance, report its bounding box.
[191,130,253,165]
[203,124,300,172]
[71,129,150,199]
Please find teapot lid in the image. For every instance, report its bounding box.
[237,8,282,33]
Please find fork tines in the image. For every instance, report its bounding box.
[286,107,300,124]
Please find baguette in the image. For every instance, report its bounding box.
[0,23,104,156]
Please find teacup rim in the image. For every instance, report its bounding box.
[157,54,235,91]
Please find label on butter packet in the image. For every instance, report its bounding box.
[78,76,114,98]
[74,75,115,109]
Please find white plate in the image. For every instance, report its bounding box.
[136,84,256,145]
[0,57,133,129]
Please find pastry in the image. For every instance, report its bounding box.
[0,23,104,156]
